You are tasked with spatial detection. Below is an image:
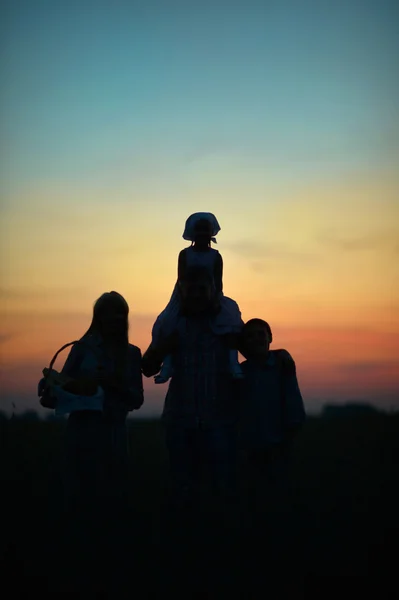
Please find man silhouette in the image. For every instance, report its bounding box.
[142,266,243,511]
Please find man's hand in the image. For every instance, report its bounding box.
[142,331,178,379]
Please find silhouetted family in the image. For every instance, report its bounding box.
[38,212,305,547]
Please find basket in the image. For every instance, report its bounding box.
[39,340,104,415]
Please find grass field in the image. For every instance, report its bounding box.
[1,412,398,597]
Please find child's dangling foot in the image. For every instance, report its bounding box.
[154,354,174,384]
[229,349,244,379]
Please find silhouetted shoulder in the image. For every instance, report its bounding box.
[275,349,294,362]
[274,349,296,375]
[179,247,194,260]
[222,296,241,316]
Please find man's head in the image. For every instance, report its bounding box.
[179,266,216,314]
[241,318,272,359]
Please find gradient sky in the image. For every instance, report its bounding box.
[1,0,398,417]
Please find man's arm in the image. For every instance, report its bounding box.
[280,350,306,440]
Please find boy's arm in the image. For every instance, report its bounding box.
[214,252,223,294]
[280,350,306,440]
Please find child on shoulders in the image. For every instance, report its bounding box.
[152,212,244,383]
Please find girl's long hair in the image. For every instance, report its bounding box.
[82,291,130,383]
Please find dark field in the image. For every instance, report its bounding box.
[1,413,398,598]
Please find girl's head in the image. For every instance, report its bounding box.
[86,291,129,342]
[182,212,221,245]
[193,218,213,246]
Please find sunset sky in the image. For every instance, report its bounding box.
[1,0,398,417]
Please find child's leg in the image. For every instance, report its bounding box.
[228,348,244,379]
[154,354,174,384]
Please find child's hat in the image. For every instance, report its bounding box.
[183,212,221,243]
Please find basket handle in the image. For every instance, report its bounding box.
[44,339,101,382]
[47,341,80,373]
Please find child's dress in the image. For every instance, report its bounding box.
[152,223,243,382]
[158,245,221,325]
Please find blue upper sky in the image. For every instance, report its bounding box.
[2,0,398,194]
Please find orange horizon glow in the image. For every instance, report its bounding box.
[2,2,399,415]
[2,172,399,415]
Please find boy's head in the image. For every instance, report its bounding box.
[241,318,272,358]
